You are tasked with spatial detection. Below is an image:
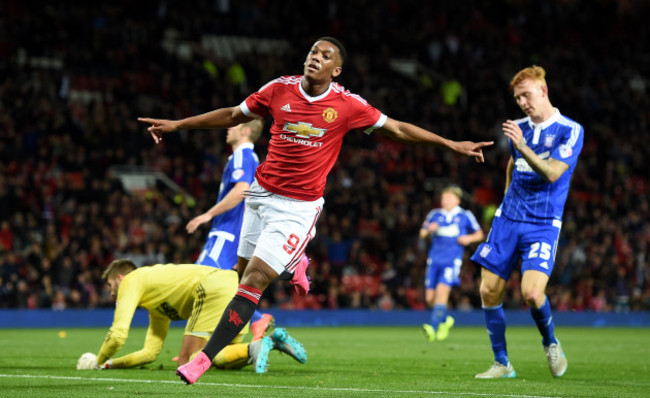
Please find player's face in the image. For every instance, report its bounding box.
[513,79,547,118]
[303,41,342,82]
[226,125,243,146]
[441,192,460,211]
[106,276,122,299]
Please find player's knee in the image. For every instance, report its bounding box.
[479,283,503,306]
[522,288,544,307]
[240,267,273,291]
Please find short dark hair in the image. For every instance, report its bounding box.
[316,36,347,66]
[102,259,137,281]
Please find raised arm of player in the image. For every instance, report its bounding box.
[376,117,493,162]
[138,106,253,144]
[503,120,569,183]
[186,181,250,234]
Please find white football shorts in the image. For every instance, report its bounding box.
[237,180,324,275]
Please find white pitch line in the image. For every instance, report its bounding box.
[0,374,564,398]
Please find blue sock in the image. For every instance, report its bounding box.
[530,296,557,347]
[250,310,263,324]
[483,304,509,366]
[430,304,447,331]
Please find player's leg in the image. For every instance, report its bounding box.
[432,282,454,340]
[471,215,520,378]
[520,224,566,376]
[177,269,251,384]
[178,191,322,384]
[477,268,512,371]
[178,335,208,365]
[198,256,277,361]
[421,260,437,341]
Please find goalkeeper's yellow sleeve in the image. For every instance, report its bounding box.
[96,275,143,365]
[109,313,170,368]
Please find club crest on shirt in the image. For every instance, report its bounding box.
[232,169,245,180]
[559,144,572,158]
[545,135,555,147]
[322,107,338,123]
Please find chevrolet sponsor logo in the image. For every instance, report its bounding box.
[283,122,326,138]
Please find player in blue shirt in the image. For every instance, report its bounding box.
[186,119,274,340]
[471,66,583,379]
[420,186,484,342]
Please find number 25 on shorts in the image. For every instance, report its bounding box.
[283,234,300,254]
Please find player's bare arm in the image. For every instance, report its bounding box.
[138,106,252,144]
[457,229,485,246]
[503,120,569,183]
[505,157,515,194]
[377,117,493,162]
[419,222,439,240]
[186,182,250,234]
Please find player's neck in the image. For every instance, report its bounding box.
[531,104,555,125]
[232,141,251,151]
[301,77,331,97]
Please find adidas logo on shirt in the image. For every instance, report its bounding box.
[281,104,291,112]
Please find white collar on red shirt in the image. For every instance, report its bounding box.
[299,77,333,102]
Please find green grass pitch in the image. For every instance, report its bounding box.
[0,326,648,397]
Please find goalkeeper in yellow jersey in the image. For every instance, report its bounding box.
[76,259,307,373]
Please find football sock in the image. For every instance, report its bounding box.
[213,343,250,369]
[202,284,261,360]
[483,304,509,366]
[430,304,447,331]
[250,310,263,324]
[530,295,558,346]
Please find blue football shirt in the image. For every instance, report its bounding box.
[500,108,583,224]
[423,206,481,266]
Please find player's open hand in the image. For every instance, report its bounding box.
[137,117,180,144]
[502,120,525,150]
[453,141,493,163]
[186,213,211,234]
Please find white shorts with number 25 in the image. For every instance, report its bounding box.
[237,180,323,275]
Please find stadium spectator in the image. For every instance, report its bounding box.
[0,0,648,316]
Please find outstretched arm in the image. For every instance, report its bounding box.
[375,117,493,162]
[138,106,253,144]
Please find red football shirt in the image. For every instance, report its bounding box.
[241,76,386,201]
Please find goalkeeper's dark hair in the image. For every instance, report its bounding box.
[317,36,347,66]
[102,259,137,281]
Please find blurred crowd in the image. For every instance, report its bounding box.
[1,0,649,312]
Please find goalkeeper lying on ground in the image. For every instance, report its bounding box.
[76,259,306,373]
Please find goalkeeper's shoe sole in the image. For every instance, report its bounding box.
[271,327,308,364]
[176,351,212,385]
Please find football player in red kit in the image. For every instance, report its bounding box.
[139,37,492,384]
